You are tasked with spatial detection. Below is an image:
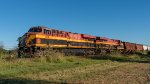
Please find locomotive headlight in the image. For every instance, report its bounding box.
[36,38,41,44]
[36,34,39,37]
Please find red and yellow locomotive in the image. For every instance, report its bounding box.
[18,26,96,56]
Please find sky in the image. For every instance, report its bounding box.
[0,0,150,49]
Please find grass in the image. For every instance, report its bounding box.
[0,56,106,77]
[0,50,149,83]
[0,56,113,84]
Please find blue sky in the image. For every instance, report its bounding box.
[0,0,150,49]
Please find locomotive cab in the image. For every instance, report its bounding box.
[28,27,43,33]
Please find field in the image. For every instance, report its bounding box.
[0,52,150,84]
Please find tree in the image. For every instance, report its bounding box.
[0,42,4,57]
[0,42,4,49]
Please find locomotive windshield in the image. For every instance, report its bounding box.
[28,28,42,32]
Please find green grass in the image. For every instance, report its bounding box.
[0,52,149,83]
[0,56,107,78]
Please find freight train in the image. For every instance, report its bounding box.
[18,26,150,57]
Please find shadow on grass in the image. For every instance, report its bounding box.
[0,78,67,84]
[87,54,150,63]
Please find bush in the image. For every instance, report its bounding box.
[148,51,150,55]
[34,48,65,63]
[0,50,4,58]
[5,50,17,60]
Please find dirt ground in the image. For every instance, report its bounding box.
[77,63,150,84]
[20,61,150,84]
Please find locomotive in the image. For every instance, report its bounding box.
[18,26,150,57]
